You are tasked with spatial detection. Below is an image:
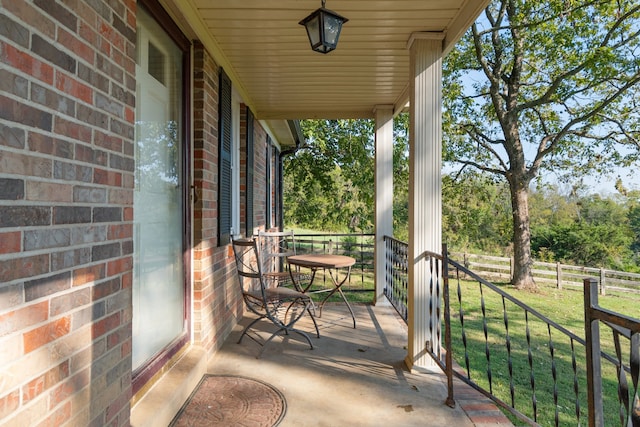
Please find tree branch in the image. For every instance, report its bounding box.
[454,159,507,177]
[462,124,510,171]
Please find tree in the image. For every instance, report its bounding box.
[531,192,634,268]
[442,171,512,253]
[443,0,640,290]
[283,119,375,232]
[392,113,410,242]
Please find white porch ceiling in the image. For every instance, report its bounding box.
[165,0,489,141]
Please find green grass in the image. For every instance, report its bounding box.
[297,270,375,304]
[448,279,639,426]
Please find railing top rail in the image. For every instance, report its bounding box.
[383,235,407,246]
[585,280,640,334]
[295,232,375,238]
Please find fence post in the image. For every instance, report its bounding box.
[510,256,514,281]
[584,278,604,427]
[556,262,562,289]
[599,268,606,296]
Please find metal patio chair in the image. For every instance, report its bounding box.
[231,236,320,358]
[257,230,310,290]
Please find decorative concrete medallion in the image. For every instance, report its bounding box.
[169,375,286,427]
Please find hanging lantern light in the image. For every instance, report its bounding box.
[299,0,348,54]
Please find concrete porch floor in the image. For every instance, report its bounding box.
[205,303,513,427]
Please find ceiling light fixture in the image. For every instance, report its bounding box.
[299,0,348,54]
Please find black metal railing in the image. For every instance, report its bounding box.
[383,235,408,321]
[383,239,640,426]
[293,233,374,292]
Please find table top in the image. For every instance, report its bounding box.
[287,253,355,269]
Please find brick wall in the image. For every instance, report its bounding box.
[254,125,268,228]
[191,42,272,355]
[0,0,135,425]
[192,43,241,353]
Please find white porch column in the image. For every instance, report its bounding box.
[406,33,443,371]
[374,105,394,305]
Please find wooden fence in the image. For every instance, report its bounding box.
[450,252,640,295]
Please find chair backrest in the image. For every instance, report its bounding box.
[257,230,297,274]
[230,237,264,294]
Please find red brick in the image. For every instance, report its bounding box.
[0,94,53,131]
[54,116,92,143]
[99,20,125,53]
[1,0,55,39]
[93,278,121,301]
[0,41,54,84]
[0,150,53,178]
[58,27,94,65]
[94,168,122,186]
[94,130,123,153]
[50,288,91,316]
[34,0,77,33]
[92,312,121,339]
[98,35,112,58]
[107,256,132,276]
[38,401,71,427]
[126,8,135,31]
[121,272,132,289]
[22,361,69,403]
[122,207,133,221]
[105,392,130,423]
[27,132,54,156]
[73,1,98,31]
[0,301,46,337]
[76,144,109,166]
[26,181,73,202]
[50,369,90,407]
[73,264,106,286]
[122,173,134,189]
[55,72,93,104]
[23,316,71,353]
[0,389,20,420]
[0,231,21,254]
[124,0,137,14]
[107,224,132,240]
[108,188,132,205]
[124,106,134,123]
[120,338,131,358]
[0,253,50,283]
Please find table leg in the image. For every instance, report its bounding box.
[318,266,356,328]
[289,264,356,328]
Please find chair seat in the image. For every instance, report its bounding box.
[246,286,310,302]
[263,270,310,287]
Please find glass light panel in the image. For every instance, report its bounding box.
[305,14,321,48]
[323,14,341,46]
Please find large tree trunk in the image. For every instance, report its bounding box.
[509,178,537,291]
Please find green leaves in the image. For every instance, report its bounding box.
[284,119,375,232]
